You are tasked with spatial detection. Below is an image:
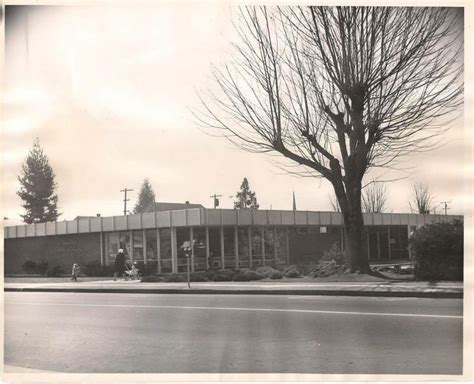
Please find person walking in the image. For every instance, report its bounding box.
[114,249,126,281]
[71,263,80,282]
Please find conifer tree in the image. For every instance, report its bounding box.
[134,178,156,213]
[234,178,259,209]
[17,139,60,223]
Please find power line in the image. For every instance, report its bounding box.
[120,188,134,215]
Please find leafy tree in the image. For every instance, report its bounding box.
[198,7,463,272]
[134,178,156,213]
[409,182,433,214]
[362,182,388,213]
[234,178,259,209]
[17,139,60,223]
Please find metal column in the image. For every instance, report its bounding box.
[156,228,161,274]
[143,230,147,265]
[171,227,178,273]
[248,227,253,268]
[220,227,225,270]
[205,226,210,270]
[190,227,195,272]
[234,226,239,269]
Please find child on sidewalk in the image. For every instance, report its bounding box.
[71,263,80,281]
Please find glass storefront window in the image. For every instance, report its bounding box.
[107,232,119,265]
[192,228,207,271]
[223,227,236,269]
[238,228,249,268]
[160,228,172,273]
[251,228,262,256]
[275,229,287,264]
[133,231,144,261]
[119,232,131,260]
[176,228,190,272]
[146,230,158,261]
[264,227,275,260]
[223,228,235,257]
[208,227,221,270]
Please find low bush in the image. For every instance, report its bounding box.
[410,220,463,281]
[165,273,187,282]
[190,272,209,282]
[21,260,37,274]
[232,272,251,281]
[255,266,280,278]
[282,265,301,278]
[269,271,283,279]
[46,265,64,277]
[37,260,49,275]
[211,270,235,282]
[134,261,158,277]
[321,243,345,265]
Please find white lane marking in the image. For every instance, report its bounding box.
[5,301,462,319]
[287,296,418,301]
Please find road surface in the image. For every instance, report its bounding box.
[4,292,463,374]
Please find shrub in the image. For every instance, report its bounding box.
[134,261,158,277]
[283,265,301,278]
[46,265,64,277]
[37,260,49,275]
[21,260,37,274]
[269,271,283,279]
[211,270,235,281]
[255,266,280,278]
[410,220,463,281]
[165,273,187,282]
[321,242,345,265]
[284,270,301,278]
[232,272,251,281]
[190,272,209,282]
[244,270,265,281]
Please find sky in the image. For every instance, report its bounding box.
[2,4,470,226]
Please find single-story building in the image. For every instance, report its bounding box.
[3,208,462,275]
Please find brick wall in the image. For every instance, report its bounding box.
[4,233,101,275]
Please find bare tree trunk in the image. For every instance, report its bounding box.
[343,206,369,273]
[332,171,370,273]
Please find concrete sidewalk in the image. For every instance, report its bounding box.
[4,279,463,298]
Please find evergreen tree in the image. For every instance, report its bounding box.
[134,178,156,213]
[234,178,259,209]
[17,139,60,223]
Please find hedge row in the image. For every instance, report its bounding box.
[410,220,463,281]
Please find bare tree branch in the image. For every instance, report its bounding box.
[194,6,463,272]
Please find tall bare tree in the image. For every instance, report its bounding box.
[410,182,434,214]
[197,7,463,272]
[362,182,388,213]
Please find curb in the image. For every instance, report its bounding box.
[4,287,463,299]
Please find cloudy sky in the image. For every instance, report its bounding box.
[2,4,469,225]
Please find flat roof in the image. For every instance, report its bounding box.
[3,208,463,239]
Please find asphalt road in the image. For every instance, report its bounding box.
[4,292,463,374]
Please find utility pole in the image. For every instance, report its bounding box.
[120,188,134,215]
[440,201,451,216]
[210,194,222,208]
